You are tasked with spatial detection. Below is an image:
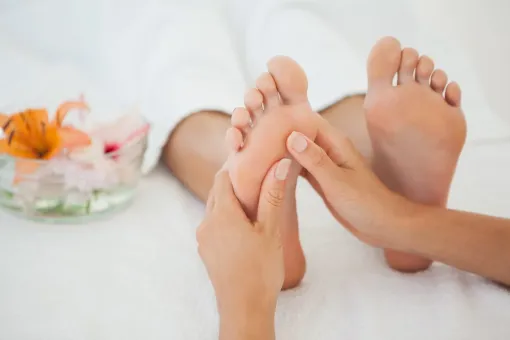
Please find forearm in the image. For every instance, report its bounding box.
[219,303,276,340]
[400,205,510,285]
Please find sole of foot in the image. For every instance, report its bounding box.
[364,36,467,272]
[226,56,319,289]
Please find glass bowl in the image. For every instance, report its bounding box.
[0,133,147,223]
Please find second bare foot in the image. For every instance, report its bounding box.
[365,37,467,272]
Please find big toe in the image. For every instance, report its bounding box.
[267,55,309,105]
[367,36,402,88]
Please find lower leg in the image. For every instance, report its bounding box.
[163,111,230,202]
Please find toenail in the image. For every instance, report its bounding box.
[289,131,308,153]
[275,158,292,180]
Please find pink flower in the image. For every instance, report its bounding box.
[68,110,149,184]
[70,111,148,162]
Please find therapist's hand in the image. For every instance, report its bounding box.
[287,117,414,249]
[197,160,290,340]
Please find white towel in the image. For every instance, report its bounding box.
[1,141,509,340]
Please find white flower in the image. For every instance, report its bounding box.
[68,109,148,184]
[68,138,105,164]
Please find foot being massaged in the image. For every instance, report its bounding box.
[196,37,510,339]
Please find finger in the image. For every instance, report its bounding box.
[205,186,215,214]
[314,117,349,166]
[257,158,291,234]
[206,162,224,213]
[212,169,251,226]
[287,131,341,182]
[314,116,363,168]
[303,171,326,198]
[211,169,241,210]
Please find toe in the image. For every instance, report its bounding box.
[445,82,462,107]
[231,107,252,134]
[225,127,244,151]
[415,56,434,85]
[256,72,280,109]
[244,88,264,119]
[367,36,402,88]
[430,69,448,94]
[397,48,419,84]
[267,55,308,105]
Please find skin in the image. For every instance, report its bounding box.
[286,117,510,286]
[197,159,292,340]
[164,97,367,205]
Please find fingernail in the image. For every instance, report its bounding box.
[275,158,292,180]
[289,131,307,153]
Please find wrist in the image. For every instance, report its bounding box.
[219,299,276,340]
[382,192,428,252]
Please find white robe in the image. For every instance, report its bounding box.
[0,0,507,174]
[0,0,367,173]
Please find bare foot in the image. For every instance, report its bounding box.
[364,37,467,272]
[226,56,319,289]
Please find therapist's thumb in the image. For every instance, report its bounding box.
[257,158,291,233]
[287,132,338,180]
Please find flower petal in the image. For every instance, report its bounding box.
[0,137,38,158]
[38,123,63,159]
[0,139,8,153]
[120,123,150,146]
[0,113,9,130]
[28,108,49,123]
[2,109,51,152]
[3,114,40,150]
[26,109,50,140]
[91,111,145,143]
[55,100,89,126]
[59,126,91,150]
[14,159,40,184]
[68,137,105,164]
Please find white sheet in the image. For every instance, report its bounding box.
[1,140,510,340]
[1,1,510,339]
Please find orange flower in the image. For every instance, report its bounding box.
[0,100,92,181]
